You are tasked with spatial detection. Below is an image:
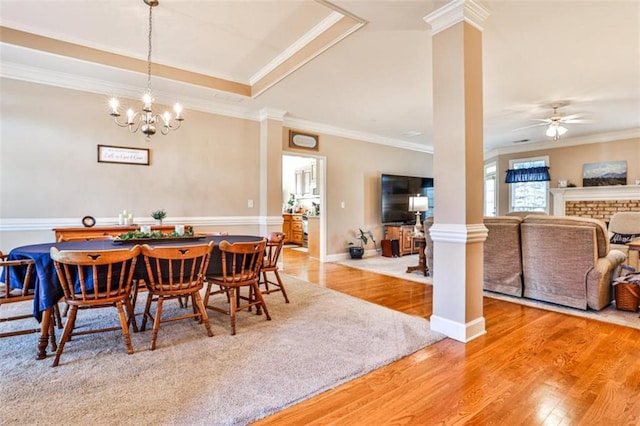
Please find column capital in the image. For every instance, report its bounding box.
[423,0,490,35]
[429,222,488,244]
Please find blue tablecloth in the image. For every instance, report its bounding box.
[5,235,264,321]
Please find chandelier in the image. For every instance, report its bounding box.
[108,0,184,140]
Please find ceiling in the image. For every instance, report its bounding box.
[1,0,639,154]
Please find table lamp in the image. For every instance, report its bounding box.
[408,195,429,236]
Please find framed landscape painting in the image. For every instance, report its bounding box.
[582,160,627,186]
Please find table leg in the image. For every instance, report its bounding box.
[37,307,52,360]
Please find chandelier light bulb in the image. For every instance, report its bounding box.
[109,98,120,115]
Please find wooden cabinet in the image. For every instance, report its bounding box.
[384,225,416,256]
[307,216,320,258]
[53,225,181,242]
[282,214,303,245]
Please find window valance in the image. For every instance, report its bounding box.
[505,166,550,183]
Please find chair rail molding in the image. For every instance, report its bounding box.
[550,185,640,216]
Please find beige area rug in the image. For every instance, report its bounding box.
[335,253,431,284]
[337,255,640,329]
[0,275,445,426]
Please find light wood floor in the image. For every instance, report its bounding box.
[255,248,640,425]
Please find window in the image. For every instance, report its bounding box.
[509,156,549,213]
[484,162,497,216]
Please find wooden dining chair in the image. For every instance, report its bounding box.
[257,232,289,303]
[204,239,269,335]
[139,242,214,350]
[50,245,141,367]
[0,252,59,350]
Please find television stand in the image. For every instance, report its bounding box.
[383,224,420,256]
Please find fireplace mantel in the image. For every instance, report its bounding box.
[550,185,640,216]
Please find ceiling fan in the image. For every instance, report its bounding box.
[514,103,592,140]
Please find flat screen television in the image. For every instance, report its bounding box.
[381,173,434,224]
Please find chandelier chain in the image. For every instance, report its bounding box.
[147,2,153,95]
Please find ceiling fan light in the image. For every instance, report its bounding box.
[545,125,557,137]
[557,125,568,136]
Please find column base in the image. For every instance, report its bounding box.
[430,315,486,342]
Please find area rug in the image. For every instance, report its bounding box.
[0,275,445,426]
[335,254,431,284]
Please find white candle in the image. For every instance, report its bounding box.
[118,213,124,226]
[140,225,151,234]
[175,224,185,236]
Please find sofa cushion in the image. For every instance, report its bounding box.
[522,215,609,258]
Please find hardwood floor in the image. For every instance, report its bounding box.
[255,248,640,425]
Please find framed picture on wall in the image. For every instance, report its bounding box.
[289,130,319,151]
[97,145,150,166]
[582,160,626,186]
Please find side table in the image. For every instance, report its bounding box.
[406,236,429,276]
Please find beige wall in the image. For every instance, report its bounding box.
[489,137,640,215]
[0,78,434,254]
[282,128,433,256]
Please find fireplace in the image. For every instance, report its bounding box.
[550,186,640,221]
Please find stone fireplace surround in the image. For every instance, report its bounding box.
[550,185,640,221]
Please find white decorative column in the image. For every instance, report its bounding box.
[424,0,490,342]
[259,108,287,237]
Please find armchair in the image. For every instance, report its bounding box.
[608,211,640,271]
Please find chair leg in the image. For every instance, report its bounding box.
[52,305,78,367]
[116,300,134,355]
[229,288,237,336]
[252,281,271,321]
[141,290,154,332]
[53,303,63,329]
[124,296,139,333]
[193,292,214,337]
[150,297,164,351]
[274,270,289,303]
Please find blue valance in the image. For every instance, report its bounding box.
[505,166,550,183]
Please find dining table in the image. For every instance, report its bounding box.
[5,234,265,360]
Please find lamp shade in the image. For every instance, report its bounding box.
[408,195,429,212]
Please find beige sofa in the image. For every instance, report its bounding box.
[427,215,626,310]
[520,215,626,310]
[483,216,524,297]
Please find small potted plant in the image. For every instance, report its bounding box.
[348,228,376,259]
[151,209,167,225]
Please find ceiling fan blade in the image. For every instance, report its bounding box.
[564,119,594,124]
[512,122,548,131]
[560,113,584,121]
[531,118,552,123]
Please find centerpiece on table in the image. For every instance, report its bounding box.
[114,225,198,243]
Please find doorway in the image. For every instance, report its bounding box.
[282,154,325,260]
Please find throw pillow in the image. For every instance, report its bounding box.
[610,232,640,244]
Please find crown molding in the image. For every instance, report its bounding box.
[283,117,432,154]
[259,108,287,122]
[484,128,640,159]
[423,0,490,35]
